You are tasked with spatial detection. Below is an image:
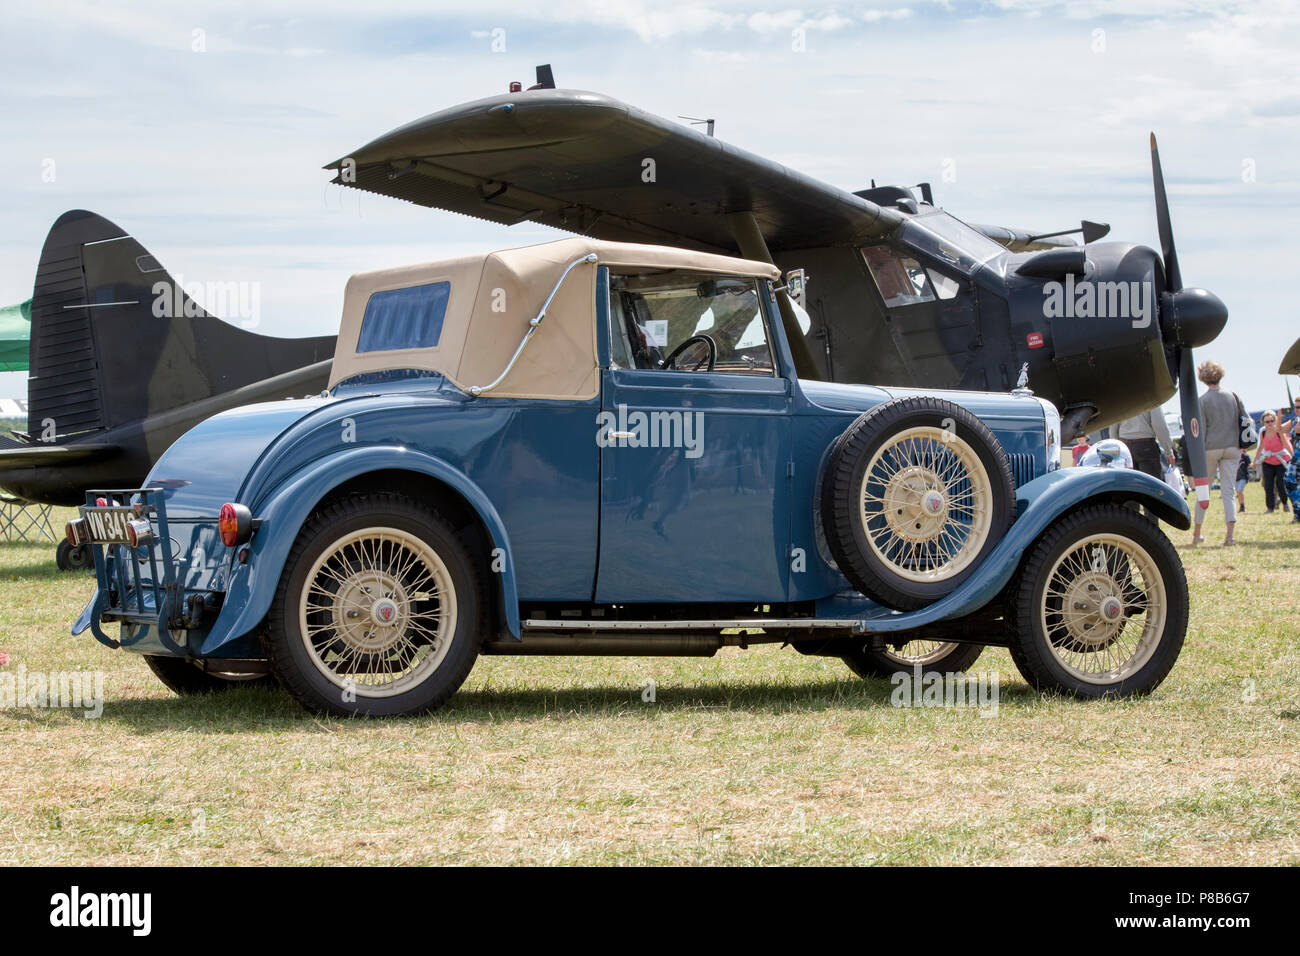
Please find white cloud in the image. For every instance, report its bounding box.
[862,8,913,21]
[0,0,1295,410]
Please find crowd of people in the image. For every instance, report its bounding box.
[1092,359,1296,547]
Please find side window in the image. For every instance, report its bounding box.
[928,269,960,300]
[608,290,635,369]
[357,281,450,352]
[609,271,775,375]
[860,246,935,308]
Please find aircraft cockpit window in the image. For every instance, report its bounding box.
[608,271,775,375]
[902,213,1005,272]
[928,270,960,300]
[860,245,936,308]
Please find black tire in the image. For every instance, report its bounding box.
[821,396,1015,611]
[263,494,484,717]
[1008,504,1187,698]
[56,539,92,571]
[842,640,984,680]
[143,655,277,695]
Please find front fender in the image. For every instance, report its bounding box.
[198,445,521,654]
[861,466,1190,633]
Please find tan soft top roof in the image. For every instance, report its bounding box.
[329,237,781,399]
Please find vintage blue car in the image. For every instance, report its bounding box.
[69,238,1191,715]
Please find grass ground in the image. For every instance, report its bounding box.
[2,485,1297,866]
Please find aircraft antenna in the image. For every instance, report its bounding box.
[679,116,715,137]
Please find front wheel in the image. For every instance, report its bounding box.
[842,639,984,680]
[264,494,484,717]
[144,655,277,695]
[1008,505,1187,698]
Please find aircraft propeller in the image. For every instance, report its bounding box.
[1150,133,1229,517]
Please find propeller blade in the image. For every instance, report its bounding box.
[1150,132,1183,293]
[1178,349,1210,514]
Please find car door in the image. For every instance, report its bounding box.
[595,270,792,604]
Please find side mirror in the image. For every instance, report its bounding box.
[781,269,808,308]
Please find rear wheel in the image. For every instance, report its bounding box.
[842,639,984,680]
[143,655,277,695]
[263,494,484,717]
[1008,505,1187,698]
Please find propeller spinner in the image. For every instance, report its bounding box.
[1151,133,1229,515]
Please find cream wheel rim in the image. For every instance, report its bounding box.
[881,640,963,666]
[1039,532,1166,685]
[858,426,993,583]
[298,527,457,698]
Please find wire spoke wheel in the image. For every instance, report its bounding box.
[859,426,993,584]
[822,398,1013,612]
[1039,532,1166,685]
[880,640,964,666]
[298,527,458,698]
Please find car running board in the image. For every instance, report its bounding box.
[482,617,870,657]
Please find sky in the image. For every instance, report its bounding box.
[1,0,1297,414]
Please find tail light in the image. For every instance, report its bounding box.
[65,518,89,547]
[125,518,154,548]
[218,503,253,548]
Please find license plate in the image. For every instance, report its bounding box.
[83,507,135,545]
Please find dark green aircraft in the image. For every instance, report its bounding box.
[325,67,1228,513]
[0,210,335,566]
[2,68,1231,561]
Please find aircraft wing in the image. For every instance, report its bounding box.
[325,89,903,254]
[969,223,1079,253]
[1280,335,1300,376]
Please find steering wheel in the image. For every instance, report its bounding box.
[660,333,718,372]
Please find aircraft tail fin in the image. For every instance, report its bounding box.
[26,210,336,442]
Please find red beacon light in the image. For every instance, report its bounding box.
[509,81,522,93]
[218,503,254,548]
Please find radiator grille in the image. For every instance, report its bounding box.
[1009,453,1037,488]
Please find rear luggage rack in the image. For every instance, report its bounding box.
[79,487,204,652]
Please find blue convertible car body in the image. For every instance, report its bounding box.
[70,237,1191,714]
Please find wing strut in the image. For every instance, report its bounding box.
[727,211,820,380]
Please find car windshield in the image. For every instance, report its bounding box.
[609,270,775,375]
[901,212,1007,273]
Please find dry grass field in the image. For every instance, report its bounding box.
[2,486,1297,866]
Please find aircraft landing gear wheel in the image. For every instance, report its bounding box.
[821,396,1015,611]
[56,538,92,571]
[842,639,984,680]
[1008,504,1188,698]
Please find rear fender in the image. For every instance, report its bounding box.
[198,446,520,654]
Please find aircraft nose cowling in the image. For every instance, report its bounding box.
[1161,287,1228,350]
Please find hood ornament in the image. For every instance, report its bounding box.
[1011,362,1033,396]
